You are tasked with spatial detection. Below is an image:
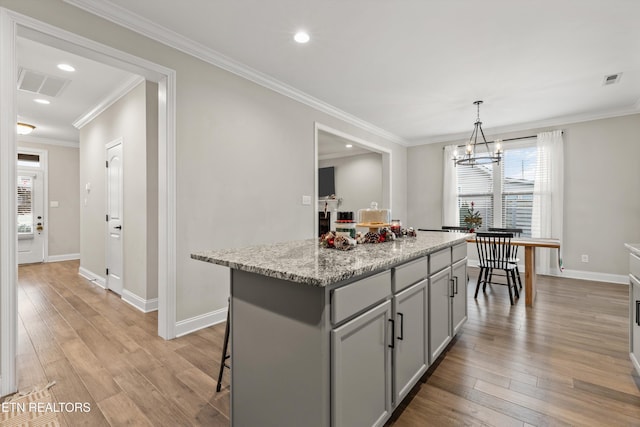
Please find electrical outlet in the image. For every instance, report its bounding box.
[581,254,589,263]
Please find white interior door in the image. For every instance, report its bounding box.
[106,140,124,295]
[17,171,44,264]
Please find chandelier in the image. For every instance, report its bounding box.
[453,101,502,166]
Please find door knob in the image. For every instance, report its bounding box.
[114,225,122,230]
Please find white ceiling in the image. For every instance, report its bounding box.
[67,0,640,145]
[17,34,138,143]
[19,0,640,148]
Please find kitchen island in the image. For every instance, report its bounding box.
[192,231,470,427]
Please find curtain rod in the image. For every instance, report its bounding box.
[444,131,564,149]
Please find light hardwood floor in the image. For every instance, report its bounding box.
[12,261,640,426]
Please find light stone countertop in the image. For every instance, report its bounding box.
[625,243,640,257]
[191,231,470,287]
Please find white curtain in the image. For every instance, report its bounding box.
[532,130,564,274]
[443,145,459,226]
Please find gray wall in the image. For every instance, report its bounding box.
[79,81,158,302]
[2,0,408,324]
[17,141,80,257]
[407,113,640,277]
[319,152,383,215]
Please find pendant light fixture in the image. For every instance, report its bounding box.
[17,122,35,135]
[453,101,502,166]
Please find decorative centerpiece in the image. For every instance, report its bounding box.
[320,226,417,250]
[357,202,390,232]
[463,201,482,232]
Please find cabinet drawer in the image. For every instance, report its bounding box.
[631,253,640,280]
[452,243,467,263]
[394,257,428,292]
[430,248,450,275]
[331,270,391,324]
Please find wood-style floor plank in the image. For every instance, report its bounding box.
[10,261,640,426]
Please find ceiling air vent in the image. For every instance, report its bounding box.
[603,73,622,86]
[17,67,70,97]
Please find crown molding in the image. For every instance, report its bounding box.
[407,105,640,146]
[63,0,408,146]
[18,135,79,148]
[73,74,144,129]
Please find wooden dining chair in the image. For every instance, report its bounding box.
[474,232,520,305]
[488,227,523,289]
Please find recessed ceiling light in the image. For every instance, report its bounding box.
[57,63,75,72]
[34,99,50,105]
[345,144,353,148]
[294,31,310,44]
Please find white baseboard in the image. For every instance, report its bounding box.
[175,307,228,338]
[548,269,628,285]
[47,253,80,262]
[122,289,158,313]
[78,266,106,288]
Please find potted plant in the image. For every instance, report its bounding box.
[463,201,482,232]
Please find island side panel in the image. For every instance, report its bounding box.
[231,269,330,427]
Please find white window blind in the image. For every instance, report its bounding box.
[456,138,540,236]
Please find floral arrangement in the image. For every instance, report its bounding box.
[320,227,417,250]
[463,201,482,231]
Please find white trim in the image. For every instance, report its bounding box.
[18,135,79,148]
[122,289,158,313]
[314,123,393,237]
[47,253,80,262]
[0,8,17,397]
[175,307,228,338]
[73,75,145,129]
[409,107,640,146]
[548,269,628,285]
[63,0,408,147]
[78,266,106,288]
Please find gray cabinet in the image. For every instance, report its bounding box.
[428,266,452,363]
[451,258,468,336]
[429,244,468,364]
[393,279,428,403]
[332,300,392,427]
[630,251,640,375]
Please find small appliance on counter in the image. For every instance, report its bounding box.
[357,202,391,232]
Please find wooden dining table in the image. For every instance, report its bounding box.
[466,236,561,307]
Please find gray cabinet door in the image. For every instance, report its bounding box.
[332,300,392,427]
[429,267,452,364]
[393,279,428,404]
[631,275,640,375]
[451,258,468,336]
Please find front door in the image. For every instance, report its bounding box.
[106,139,124,295]
[17,170,44,264]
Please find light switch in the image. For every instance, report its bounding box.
[302,195,311,206]
[50,201,59,208]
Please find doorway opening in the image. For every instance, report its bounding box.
[1,8,177,395]
[17,147,47,265]
[314,123,393,237]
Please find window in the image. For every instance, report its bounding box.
[456,139,537,237]
[17,175,33,235]
[17,152,40,168]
